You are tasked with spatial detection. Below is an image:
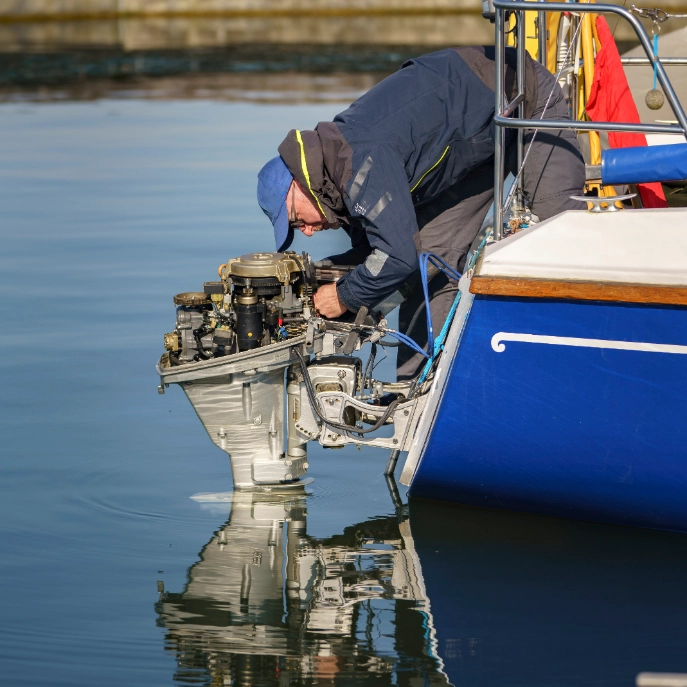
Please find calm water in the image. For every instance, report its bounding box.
[3,89,687,687]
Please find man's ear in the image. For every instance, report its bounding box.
[293,180,312,204]
[294,180,324,218]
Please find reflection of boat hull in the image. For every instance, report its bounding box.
[410,294,687,531]
[410,498,687,685]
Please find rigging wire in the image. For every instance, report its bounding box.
[612,0,630,38]
[502,16,585,217]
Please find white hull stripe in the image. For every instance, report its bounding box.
[491,332,687,355]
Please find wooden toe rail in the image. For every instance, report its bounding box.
[470,275,687,306]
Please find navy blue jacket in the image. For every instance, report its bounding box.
[278,47,537,311]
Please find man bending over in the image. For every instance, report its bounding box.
[257,46,585,379]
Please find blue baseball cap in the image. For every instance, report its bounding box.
[257,156,294,252]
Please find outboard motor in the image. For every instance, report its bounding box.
[157,251,426,489]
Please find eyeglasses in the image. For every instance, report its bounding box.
[289,187,340,232]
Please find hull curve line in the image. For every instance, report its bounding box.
[491,332,687,355]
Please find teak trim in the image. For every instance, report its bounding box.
[470,275,687,306]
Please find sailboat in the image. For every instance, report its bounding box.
[402,0,687,532]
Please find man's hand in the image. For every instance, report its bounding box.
[313,283,348,318]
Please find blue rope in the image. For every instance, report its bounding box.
[415,236,490,384]
[417,291,462,384]
[374,251,464,367]
[419,252,462,355]
[382,329,431,359]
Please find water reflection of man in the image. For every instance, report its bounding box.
[256,46,585,379]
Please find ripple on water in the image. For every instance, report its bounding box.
[308,481,364,503]
[70,493,174,524]
[61,467,216,528]
[0,623,165,686]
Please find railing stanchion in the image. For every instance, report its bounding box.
[494,5,506,242]
[538,9,547,65]
[516,8,526,213]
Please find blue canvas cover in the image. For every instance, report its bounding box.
[602,143,687,185]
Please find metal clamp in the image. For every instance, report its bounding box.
[570,194,636,212]
[317,391,419,450]
[630,6,672,25]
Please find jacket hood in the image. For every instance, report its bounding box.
[277,123,353,224]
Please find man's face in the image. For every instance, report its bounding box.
[287,181,327,236]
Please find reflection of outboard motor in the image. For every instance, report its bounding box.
[155,490,448,685]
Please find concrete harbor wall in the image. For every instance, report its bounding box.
[1,0,482,20]
[1,11,677,52]
[0,14,497,51]
[4,0,687,21]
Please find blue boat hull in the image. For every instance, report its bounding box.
[409,295,687,531]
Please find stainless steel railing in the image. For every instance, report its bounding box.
[492,0,687,240]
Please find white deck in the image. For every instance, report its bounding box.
[478,208,687,286]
